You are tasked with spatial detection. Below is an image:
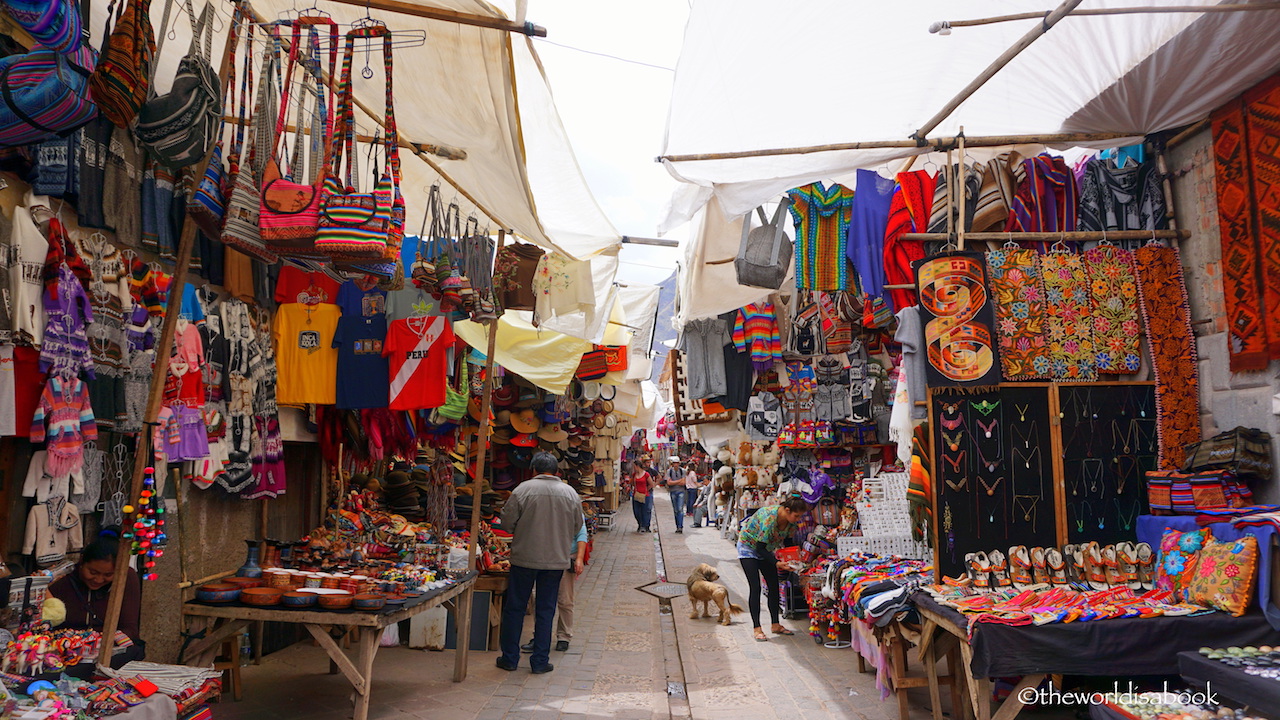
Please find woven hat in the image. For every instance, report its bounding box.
[511,432,538,448]
[511,408,541,434]
[492,427,514,444]
[537,423,569,443]
[508,446,534,469]
[491,384,517,407]
[494,409,512,427]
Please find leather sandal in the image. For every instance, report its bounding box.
[1045,548,1068,586]
[972,552,992,590]
[1116,542,1142,591]
[1030,547,1050,586]
[1135,542,1155,591]
[1009,546,1033,589]
[1085,542,1109,591]
[1101,545,1124,587]
[988,550,1012,588]
[1062,544,1081,584]
[964,552,979,587]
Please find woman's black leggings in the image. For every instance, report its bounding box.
[739,556,781,629]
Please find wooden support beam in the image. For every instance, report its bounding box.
[916,0,1085,139]
[621,235,680,248]
[931,3,1280,31]
[898,229,1189,243]
[323,0,546,37]
[453,230,507,683]
[98,12,239,667]
[220,115,467,161]
[304,624,367,695]
[657,131,1135,163]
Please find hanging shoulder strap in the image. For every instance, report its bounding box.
[766,198,790,267]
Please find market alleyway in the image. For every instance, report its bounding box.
[208,495,933,720]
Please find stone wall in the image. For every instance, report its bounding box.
[1168,128,1280,503]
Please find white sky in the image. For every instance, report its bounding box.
[527,0,690,286]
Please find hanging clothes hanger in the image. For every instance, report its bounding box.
[1049,233,1069,254]
[1003,232,1018,250]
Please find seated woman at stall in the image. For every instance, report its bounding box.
[48,528,145,668]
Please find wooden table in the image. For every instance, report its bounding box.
[914,602,1051,720]
[181,573,476,720]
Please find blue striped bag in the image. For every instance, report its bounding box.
[0,44,97,147]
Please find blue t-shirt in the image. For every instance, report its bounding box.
[332,281,390,409]
[177,283,204,322]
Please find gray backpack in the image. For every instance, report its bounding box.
[735,202,792,289]
[135,0,220,168]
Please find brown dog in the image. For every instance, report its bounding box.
[686,563,744,625]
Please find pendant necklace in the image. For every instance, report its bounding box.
[1113,456,1136,495]
[942,401,962,416]
[1075,500,1091,534]
[1114,498,1137,531]
[1081,457,1105,494]
[945,475,969,493]
[979,476,1003,497]
[976,440,1002,473]
[1015,403,1031,422]
[1013,494,1039,528]
[943,451,966,473]
[1013,445,1041,472]
[942,430,964,453]
[940,415,965,431]
[985,494,1006,524]
[977,417,997,439]
[1011,422,1037,450]
[1111,419,1136,454]
[971,399,1000,416]
[1134,391,1152,419]
[944,503,955,560]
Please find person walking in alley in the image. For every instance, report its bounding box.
[737,496,808,642]
[684,462,705,521]
[626,461,654,532]
[522,519,587,653]
[498,452,585,673]
[666,459,687,533]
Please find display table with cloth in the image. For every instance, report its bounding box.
[1178,650,1280,718]
[181,573,475,720]
[912,592,1280,720]
[1137,514,1280,630]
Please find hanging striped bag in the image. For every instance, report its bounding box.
[221,26,279,263]
[260,18,337,255]
[88,0,152,128]
[315,25,402,259]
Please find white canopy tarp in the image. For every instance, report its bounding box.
[109,0,620,261]
[661,0,1280,224]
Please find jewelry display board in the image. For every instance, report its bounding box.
[933,386,1058,578]
[930,382,1156,578]
[1059,384,1158,545]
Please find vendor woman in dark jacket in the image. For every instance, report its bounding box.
[48,528,145,666]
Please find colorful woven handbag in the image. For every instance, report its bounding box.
[135,0,220,168]
[221,28,279,263]
[260,19,336,255]
[0,0,82,54]
[0,43,97,147]
[88,0,153,128]
[316,25,402,259]
[575,350,608,381]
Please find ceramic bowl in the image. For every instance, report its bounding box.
[196,583,241,604]
[240,587,285,606]
[281,591,317,608]
[224,577,263,590]
[352,593,385,611]
[318,591,354,610]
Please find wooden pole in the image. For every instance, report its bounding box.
[657,131,1135,163]
[1167,119,1210,150]
[957,130,967,250]
[944,148,954,238]
[931,3,1280,31]
[898,229,1189,243]
[914,0,1085,140]
[322,0,547,37]
[453,230,507,683]
[174,469,189,588]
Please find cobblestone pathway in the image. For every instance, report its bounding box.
[209,493,938,719]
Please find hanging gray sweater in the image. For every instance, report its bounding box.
[895,307,928,420]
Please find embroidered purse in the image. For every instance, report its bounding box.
[575,350,608,381]
[316,26,402,259]
[260,20,336,255]
[88,0,152,128]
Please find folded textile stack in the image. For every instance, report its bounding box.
[922,583,1210,635]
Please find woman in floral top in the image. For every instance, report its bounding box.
[737,496,808,641]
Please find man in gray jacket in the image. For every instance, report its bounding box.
[497,452,584,674]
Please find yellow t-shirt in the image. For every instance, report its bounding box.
[273,303,341,405]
